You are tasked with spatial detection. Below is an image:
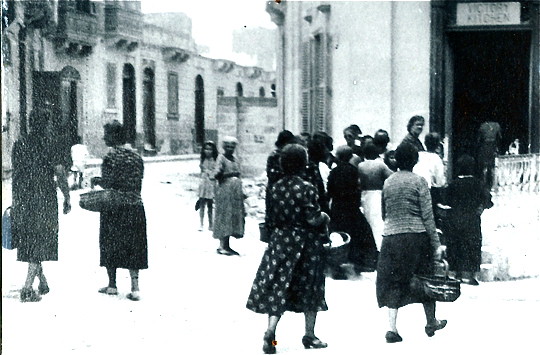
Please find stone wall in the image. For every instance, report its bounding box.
[216,96,279,177]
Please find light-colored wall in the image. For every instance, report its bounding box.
[278,1,431,147]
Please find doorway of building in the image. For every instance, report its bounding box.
[449,31,531,168]
[122,64,136,145]
[194,75,205,146]
[60,66,80,148]
[143,67,156,152]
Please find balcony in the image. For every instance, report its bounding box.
[162,47,190,63]
[55,3,99,56]
[104,4,143,51]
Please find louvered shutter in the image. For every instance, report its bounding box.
[301,41,311,133]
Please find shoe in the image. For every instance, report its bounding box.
[425,320,447,337]
[127,292,140,301]
[385,331,402,343]
[98,287,118,295]
[302,335,328,349]
[38,283,50,295]
[263,331,277,354]
[198,226,204,232]
[460,278,479,286]
[20,288,42,303]
[216,248,239,256]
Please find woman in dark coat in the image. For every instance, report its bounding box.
[446,154,493,285]
[247,144,330,354]
[12,108,72,302]
[376,143,446,343]
[91,120,147,301]
[327,145,378,277]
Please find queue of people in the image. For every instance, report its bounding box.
[9,110,492,350]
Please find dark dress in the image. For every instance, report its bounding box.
[246,176,329,315]
[12,135,70,262]
[401,133,425,152]
[301,160,330,213]
[99,147,148,270]
[265,149,283,228]
[445,176,492,273]
[327,161,378,269]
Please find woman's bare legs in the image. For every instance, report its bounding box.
[207,201,213,231]
[388,308,399,332]
[263,315,281,353]
[20,262,42,302]
[128,269,140,301]
[303,311,327,348]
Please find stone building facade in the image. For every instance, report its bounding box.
[267,0,539,176]
[1,0,277,175]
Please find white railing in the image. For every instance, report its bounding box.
[494,153,540,194]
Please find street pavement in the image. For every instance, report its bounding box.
[2,160,539,355]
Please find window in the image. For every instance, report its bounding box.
[271,84,276,98]
[75,0,92,14]
[106,63,116,108]
[217,87,225,97]
[236,82,243,97]
[301,33,331,134]
[167,72,179,119]
[259,87,265,97]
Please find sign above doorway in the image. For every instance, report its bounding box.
[456,2,521,26]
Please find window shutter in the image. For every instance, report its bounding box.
[167,72,179,117]
[106,63,116,108]
[301,41,311,133]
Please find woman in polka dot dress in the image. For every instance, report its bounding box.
[246,144,330,354]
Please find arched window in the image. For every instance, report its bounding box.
[236,82,243,97]
[259,87,265,97]
[271,83,276,98]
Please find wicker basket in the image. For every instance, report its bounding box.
[412,260,461,302]
[325,232,351,265]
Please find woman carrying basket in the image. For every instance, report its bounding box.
[376,143,446,343]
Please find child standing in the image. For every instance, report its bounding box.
[198,141,218,231]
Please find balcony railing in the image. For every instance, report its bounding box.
[494,153,540,194]
[56,5,99,50]
[104,4,142,46]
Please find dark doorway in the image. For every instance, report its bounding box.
[236,82,243,97]
[122,64,136,145]
[194,75,205,145]
[143,67,156,151]
[450,31,531,167]
[60,66,80,148]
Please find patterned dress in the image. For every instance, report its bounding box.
[246,176,329,315]
[212,154,245,239]
[198,158,216,200]
[99,146,148,270]
[265,149,283,228]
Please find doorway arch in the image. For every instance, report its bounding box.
[122,64,136,145]
[143,67,156,151]
[194,75,205,145]
[236,82,243,97]
[60,66,80,148]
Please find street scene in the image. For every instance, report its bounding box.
[2,159,539,355]
[2,1,540,355]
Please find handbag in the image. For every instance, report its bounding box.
[79,189,142,212]
[259,222,269,243]
[412,259,461,302]
[2,207,15,250]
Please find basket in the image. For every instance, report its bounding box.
[412,259,461,302]
[325,232,351,265]
[79,189,142,212]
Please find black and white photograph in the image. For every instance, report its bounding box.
[1,0,539,354]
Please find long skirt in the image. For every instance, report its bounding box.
[376,233,433,309]
[213,177,245,239]
[361,190,384,251]
[446,212,482,273]
[99,204,148,270]
[246,227,328,315]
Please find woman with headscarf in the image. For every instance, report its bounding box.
[213,136,245,255]
[12,108,72,302]
[91,120,147,301]
[376,143,446,343]
[247,144,330,354]
[445,154,493,285]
